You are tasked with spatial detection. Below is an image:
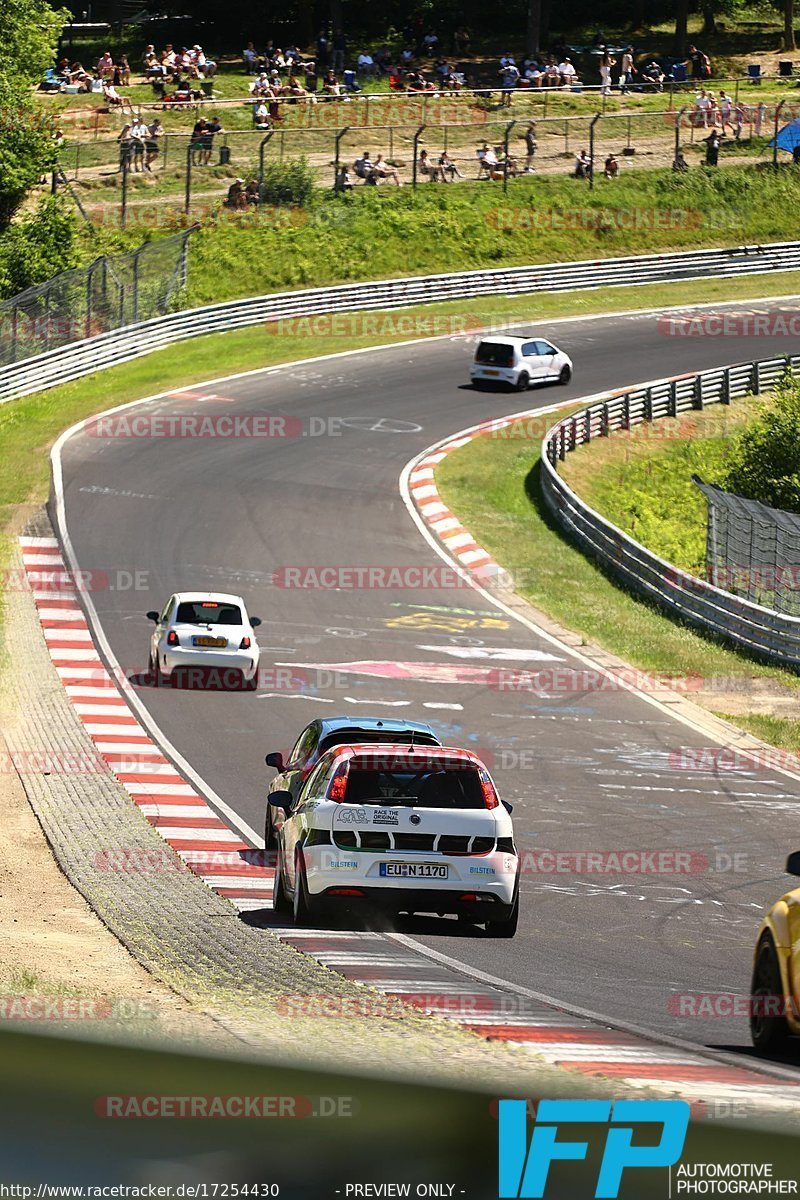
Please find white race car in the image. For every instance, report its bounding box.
[269,743,520,936]
[470,334,573,391]
[146,592,261,686]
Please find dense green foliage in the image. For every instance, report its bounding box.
[260,157,316,207]
[0,199,77,297]
[722,376,800,512]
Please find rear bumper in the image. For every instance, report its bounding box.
[470,366,517,385]
[317,884,516,921]
[305,846,518,907]
[161,646,259,679]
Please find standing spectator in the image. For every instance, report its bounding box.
[130,117,149,171]
[499,58,520,105]
[204,114,223,164]
[687,44,711,80]
[191,116,208,165]
[619,46,635,94]
[599,49,616,96]
[332,30,346,72]
[454,26,470,55]
[117,55,131,85]
[693,87,711,128]
[704,129,721,165]
[718,89,733,134]
[524,122,537,172]
[145,118,163,171]
[733,101,745,141]
[316,30,329,69]
[117,123,133,171]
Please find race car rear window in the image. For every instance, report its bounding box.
[340,766,484,809]
[475,341,514,366]
[175,602,242,625]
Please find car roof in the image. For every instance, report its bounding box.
[321,742,483,766]
[172,591,246,605]
[477,334,551,345]
[313,716,439,738]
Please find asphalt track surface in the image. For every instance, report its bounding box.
[58,302,800,1060]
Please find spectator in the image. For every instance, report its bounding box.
[321,69,344,97]
[245,179,260,204]
[143,45,161,76]
[117,55,131,86]
[203,114,223,165]
[243,42,259,73]
[439,150,463,180]
[418,148,443,181]
[335,164,353,191]
[619,46,635,94]
[454,26,471,55]
[372,154,402,185]
[543,60,560,87]
[574,148,591,178]
[304,60,318,91]
[604,153,619,178]
[357,51,378,76]
[524,61,542,87]
[354,150,374,180]
[253,101,270,128]
[102,79,123,105]
[145,118,163,171]
[672,151,689,171]
[693,87,711,128]
[641,59,664,90]
[599,49,616,96]
[687,44,712,80]
[704,128,721,166]
[422,31,440,55]
[130,117,149,171]
[224,178,247,210]
[316,30,329,69]
[733,101,746,141]
[97,50,114,79]
[190,116,208,165]
[524,122,537,171]
[718,89,733,133]
[499,58,520,105]
[332,30,346,72]
[194,45,217,78]
[558,57,578,85]
[117,123,133,171]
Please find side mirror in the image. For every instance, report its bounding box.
[268,789,292,811]
[250,616,262,627]
[265,751,285,771]
[502,800,514,814]
[146,611,159,622]
[786,851,800,877]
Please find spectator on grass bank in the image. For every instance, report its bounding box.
[718,88,733,132]
[672,151,689,171]
[499,58,520,104]
[203,114,224,164]
[599,49,616,96]
[604,153,619,178]
[574,148,591,178]
[316,30,329,68]
[618,46,635,94]
[704,128,721,166]
[130,117,149,171]
[245,179,260,204]
[687,44,712,80]
[733,101,745,140]
[97,50,114,79]
[225,178,247,209]
[145,118,163,171]
[372,154,402,185]
[439,150,464,180]
[524,122,537,171]
[558,58,578,85]
[191,116,208,165]
[335,164,354,191]
[332,30,346,72]
[418,149,443,181]
[454,26,470,55]
[117,124,133,170]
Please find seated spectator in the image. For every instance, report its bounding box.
[97,50,114,79]
[672,152,689,171]
[245,179,260,204]
[253,101,271,127]
[357,51,378,76]
[194,45,217,77]
[375,46,393,73]
[243,42,259,73]
[439,150,463,180]
[558,58,579,85]
[418,149,443,181]
[354,150,374,180]
[500,51,516,68]
[68,62,92,92]
[574,149,591,177]
[641,59,664,90]
[604,153,619,178]
[142,45,161,75]
[543,60,560,86]
[103,79,123,105]
[224,178,248,209]
[443,66,463,89]
[321,69,344,96]
[117,55,131,86]
[401,47,414,66]
[335,164,354,191]
[372,155,401,184]
[422,31,440,55]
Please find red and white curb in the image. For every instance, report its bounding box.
[18,532,800,1112]
[19,535,273,913]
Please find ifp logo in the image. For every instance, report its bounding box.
[499,1099,689,1198]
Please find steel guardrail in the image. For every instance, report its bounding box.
[2,239,800,405]
[540,353,800,668]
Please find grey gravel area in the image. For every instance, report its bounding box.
[1,512,595,1094]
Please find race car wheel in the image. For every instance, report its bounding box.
[751,936,791,1053]
[485,888,519,939]
[559,364,572,385]
[271,846,291,916]
[515,372,529,392]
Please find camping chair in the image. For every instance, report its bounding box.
[747,64,762,85]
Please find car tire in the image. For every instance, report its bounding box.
[293,848,323,926]
[485,886,519,939]
[263,809,275,851]
[272,844,291,916]
[559,364,572,385]
[515,372,529,392]
[750,935,791,1053]
[149,650,164,688]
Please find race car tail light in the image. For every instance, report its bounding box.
[496,837,516,854]
[480,772,500,809]
[327,761,350,801]
[460,893,478,902]
[329,888,364,897]
[239,636,251,649]
[166,630,179,646]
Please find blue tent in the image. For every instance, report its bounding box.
[769,117,800,153]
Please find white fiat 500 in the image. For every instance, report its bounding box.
[470,334,573,391]
[146,592,261,686]
[269,743,519,936]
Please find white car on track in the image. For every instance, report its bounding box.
[470,334,573,391]
[146,591,261,686]
[269,743,520,936]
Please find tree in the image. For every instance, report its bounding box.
[674,0,688,54]
[785,0,796,50]
[0,0,69,231]
[527,0,541,55]
[721,377,800,513]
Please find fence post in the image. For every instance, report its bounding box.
[502,120,516,194]
[184,141,193,215]
[623,394,630,430]
[674,106,687,166]
[559,425,566,461]
[412,124,427,189]
[258,130,275,198]
[722,368,731,405]
[644,387,653,421]
[588,112,601,190]
[752,361,761,394]
[601,401,609,436]
[334,126,350,189]
[162,132,169,170]
[693,374,704,409]
[564,118,569,156]
[669,379,678,416]
[10,304,18,363]
[132,245,145,323]
[178,232,190,292]
[85,261,94,339]
[120,153,129,230]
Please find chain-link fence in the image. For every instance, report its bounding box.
[0,227,196,366]
[694,477,800,615]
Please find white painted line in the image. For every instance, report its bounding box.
[137,804,214,820]
[121,782,197,797]
[155,826,242,842]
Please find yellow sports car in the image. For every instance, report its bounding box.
[750,852,800,1052]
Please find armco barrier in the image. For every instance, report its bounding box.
[2,239,800,405]
[540,354,800,670]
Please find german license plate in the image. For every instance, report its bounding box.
[380,862,449,879]
[193,636,227,647]
[483,369,499,376]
